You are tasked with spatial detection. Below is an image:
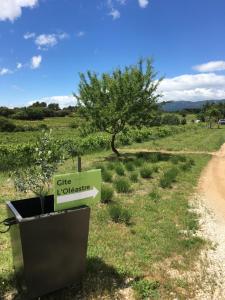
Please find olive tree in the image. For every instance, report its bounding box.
[12,131,63,214]
[74,59,162,156]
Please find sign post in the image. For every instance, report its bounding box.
[54,169,101,211]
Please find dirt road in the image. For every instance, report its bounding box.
[194,144,225,299]
[198,143,225,222]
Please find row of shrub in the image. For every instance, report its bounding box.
[0,117,48,132]
[0,125,193,171]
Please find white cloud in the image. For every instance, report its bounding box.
[158,73,225,101]
[138,0,149,8]
[35,34,57,49]
[32,32,68,50]
[0,0,38,22]
[109,8,120,19]
[24,32,35,39]
[76,31,85,37]
[31,55,42,69]
[17,62,22,69]
[0,68,12,75]
[116,0,127,4]
[29,95,75,108]
[193,60,225,72]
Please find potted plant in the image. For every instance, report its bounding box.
[6,131,90,299]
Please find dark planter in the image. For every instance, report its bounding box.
[7,195,90,299]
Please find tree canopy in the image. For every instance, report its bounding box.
[75,58,162,155]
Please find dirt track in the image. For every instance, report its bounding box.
[195,144,225,299]
[198,143,225,222]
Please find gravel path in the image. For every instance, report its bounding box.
[192,144,225,299]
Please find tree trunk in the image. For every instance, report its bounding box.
[111,134,120,156]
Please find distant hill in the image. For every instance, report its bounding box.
[161,100,225,112]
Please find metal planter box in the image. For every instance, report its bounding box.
[7,195,90,299]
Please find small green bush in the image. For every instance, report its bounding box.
[133,279,160,300]
[101,184,114,203]
[133,158,144,167]
[109,205,131,225]
[114,177,131,193]
[115,163,125,176]
[152,165,159,173]
[171,155,187,164]
[102,169,113,182]
[106,162,114,170]
[94,163,105,172]
[160,167,178,188]
[140,165,153,178]
[149,189,160,203]
[129,171,138,183]
[0,117,16,132]
[125,161,135,172]
[148,153,160,163]
[180,159,194,171]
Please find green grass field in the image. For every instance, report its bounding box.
[0,122,225,299]
[124,127,225,152]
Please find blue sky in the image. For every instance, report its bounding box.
[1,0,225,107]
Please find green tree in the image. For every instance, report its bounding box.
[75,59,162,156]
[12,131,63,214]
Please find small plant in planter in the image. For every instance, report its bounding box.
[12,131,63,214]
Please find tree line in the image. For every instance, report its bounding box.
[0,102,77,120]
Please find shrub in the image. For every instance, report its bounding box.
[38,124,49,130]
[162,114,180,125]
[69,122,78,129]
[115,163,125,176]
[0,117,16,132]
[114,177,131,193]
[109,205,131,225]
[102,169,113,182]
[149,189,160,203]
[180,159,194,171]
[171,155,186,164]
[106,162,115,170]
[133,158,144,167]
[148,153,160,163]
[129,171,139,183]
[181,118,187,125]
[101,184,114,203]
[125,161,135,172]
[133,279,160,300]
[160,167,178,188]
[140,165,153,178]
[152,165,159,173]
[94,163,105,172]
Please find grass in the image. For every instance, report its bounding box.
[0,122,223,299]
[109,205,131,225]
[122,126,225,152]
[114,177,131,193]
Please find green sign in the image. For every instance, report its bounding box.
[54,169,101,211]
